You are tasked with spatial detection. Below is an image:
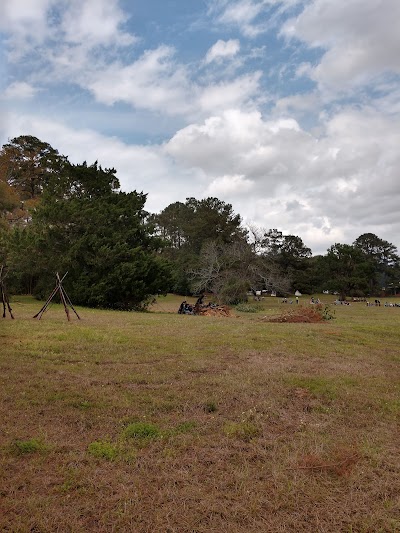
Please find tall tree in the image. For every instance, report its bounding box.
[322,243,374,299]
[8,161,172,309]
[353,233,399,292]
[183,197,246,254]
[150,201,189,249]
[0,135,67,200]
[152,197,246,294]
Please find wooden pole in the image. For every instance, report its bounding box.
[33,272,68,319]
[57,272,70,321]
[0,266,14,319]
[33,272,80,321]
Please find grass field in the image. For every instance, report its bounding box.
[1,294,399,532]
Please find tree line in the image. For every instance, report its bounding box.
[1,136,399,308]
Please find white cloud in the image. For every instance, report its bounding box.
[204,39,240,64]
[2,81,38,100]
[205,174,255,196]
[0,0,56,57]
[3,113,205,213]
[208,0,299,37]
[87,46,193,115]
[60,0,135,47]
[281,0,400,91]
[165,106,400,253]
[198,72,262,113]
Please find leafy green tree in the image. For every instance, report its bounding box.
[322,243,374,299]
[353,233,399,292]
[262,229,284,257]
[152,197,246,294]
[183,197,246,254]
[150,201,189,249]
[8,160,172,309]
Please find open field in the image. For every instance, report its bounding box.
[1,295,399,532]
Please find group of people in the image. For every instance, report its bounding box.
[178,301,195,314]
[367,299,381,306]
[281,296,300,304]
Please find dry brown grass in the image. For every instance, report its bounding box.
[1,295,399,532]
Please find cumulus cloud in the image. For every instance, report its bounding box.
[204,39,241,64]
[87,46,193,115]
[3,113,205,213]
[205,174,255,196]
[281,0,400,92]
[165,106,400,253]
[86,51,261,116]
[198,72,262,114]
[0,0,56,57]
[60,0,135,47]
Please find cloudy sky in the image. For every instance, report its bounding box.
[1,0,399,254]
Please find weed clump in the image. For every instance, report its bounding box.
[224,421,261,442]
[88,441,118,461]
[124,422,160,440]
[12,438,48,455]
[204,401,218,413]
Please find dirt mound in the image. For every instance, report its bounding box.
[264,305,327,323]
[178,300,232,317]
[197,305,231,317]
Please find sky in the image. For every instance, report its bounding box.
[1,0,399,255]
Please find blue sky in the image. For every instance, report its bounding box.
[1,0,400,255]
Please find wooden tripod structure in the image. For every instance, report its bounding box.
[33,272,81,321]
[0,265,14,319]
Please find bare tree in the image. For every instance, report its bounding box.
[189,240,291,304]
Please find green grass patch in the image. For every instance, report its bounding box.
[123,422,161,440]
[284,375,358,401]
[169,421,197,435]
[87,441,118,461]
[12,438,48,455]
